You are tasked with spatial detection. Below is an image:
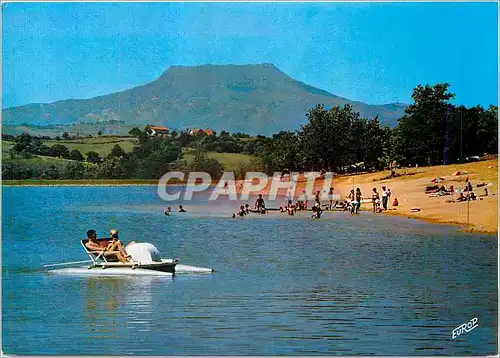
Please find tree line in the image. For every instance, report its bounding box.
[258,83,497,174]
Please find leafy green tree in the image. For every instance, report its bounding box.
[258,131,300,174]
[69,149,84,161]
[298,104,359,171]
[40,165,61,179]
[12,133,33,152]
[2,164,32,179]
[477,105,498,155]
[186,149,224,178]
[362,117,387,170]
[97,157,126,179]
[129,138,183,178]
[62,132,70,139]
[84,163,99,179]
[128,127,142,137]
[38,145,51,156]
[109,144,126,158]
[397,83,455,165]
[48,144,70,158]
[86,151,102,164]
[63,162,86,179]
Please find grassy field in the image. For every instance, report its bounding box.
[181,150,255,171]
[2,137,137,161]
[43,137,137,156]
[4,155,74,166]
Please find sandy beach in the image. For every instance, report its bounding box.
[286,159,498,234]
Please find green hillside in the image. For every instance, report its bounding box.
[43,137,137,156]
[181,150,255,172]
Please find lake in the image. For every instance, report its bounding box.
[2,186,497,355]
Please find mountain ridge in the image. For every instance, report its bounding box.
[2,64,407,135]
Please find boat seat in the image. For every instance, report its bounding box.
[81,238,120,263]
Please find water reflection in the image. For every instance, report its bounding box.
[83,276,169,338]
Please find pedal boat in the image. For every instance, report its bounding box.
[81,238,178,274]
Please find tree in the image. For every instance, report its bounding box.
[62,132,70,140]
[48,144,70,158]
[2,164,32,179]
[12,133,33,153]
[69,149,84,161]
[63,162,86,179]
[86,151,102,164]
[40,165,61,179]
[109,144,126,158]
[396,83,455,165]
[38,145,51,156]
[477,105,498,155]
[128,127,142,137]
[130,139,183,178]
[186,149,225,178]
[97,157,125,179]
[258,131,300,174]
[298,104,360,171]
[97,131,103,136]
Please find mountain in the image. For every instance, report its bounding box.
[2,64,406,135]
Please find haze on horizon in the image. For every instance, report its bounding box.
[2,2,498,109]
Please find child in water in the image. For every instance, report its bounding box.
[311,205,323,219]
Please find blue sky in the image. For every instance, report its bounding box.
[2,2,498,109]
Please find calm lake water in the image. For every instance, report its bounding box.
[2,186,497,355]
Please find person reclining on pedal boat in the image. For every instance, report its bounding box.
[84,229,132,263]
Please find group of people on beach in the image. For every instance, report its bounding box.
[230,185,398,219]
[444,180,490,203]
[369,186,394,213]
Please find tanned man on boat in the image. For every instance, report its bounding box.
[85,229,130,263]
[106,229,134,262]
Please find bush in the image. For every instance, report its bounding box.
[86,151,102,164]
[48,144,70,158]
[63,162,86,179]
[69,149,84,161]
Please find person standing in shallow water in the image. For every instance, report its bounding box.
[381,186,388,210]
[372,188,380,212]
[328,187,334,209]
[314,190,321,207]
[255,194,266,213]
[355,188,362,214]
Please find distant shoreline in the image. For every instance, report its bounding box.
[3,179,163,186]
